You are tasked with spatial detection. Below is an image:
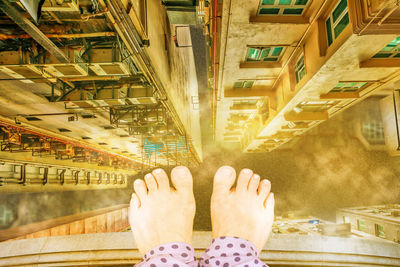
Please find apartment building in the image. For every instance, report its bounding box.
[0,0,204,193]
[212,0,400,152]
[336,204,400,243]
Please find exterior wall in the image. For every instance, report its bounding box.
[121,0,202,159]
[380,90,400,156]
[336,205,400,243]
[214,0,400,152]
[0,205,130,242]
[0,232,399,266]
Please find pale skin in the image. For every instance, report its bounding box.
[129,165,275,255]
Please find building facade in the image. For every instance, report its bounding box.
[0,0,205,192]
[336,204,400,243]
[211,0,400,152]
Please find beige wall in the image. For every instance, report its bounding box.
[215,0,400,152]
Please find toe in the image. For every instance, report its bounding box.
[258,179,271,201]
[265,192,275,211]
[152,168,170,191]
[248,174,260,193]
[213,166,236,195]
[133,179,147,200]
[130,193,140,209]
[144,173,157,192]
[171,166,193,195]
[236,168,253,192]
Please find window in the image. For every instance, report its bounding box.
[330,82,368,93]
[246,46,284,62]
[234,80,255,89]
[326,0,349,46]
[357,219,366,231]
[0,205,14,227]
[232,100,259,105]
[58,128,72,132]
[375,224,385,238]
[372,36,400,58]
[258,0,309,15]
[361,120,385,145]
[294,54,306,83]
[297,100,338,112]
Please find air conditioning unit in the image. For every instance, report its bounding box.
[89,49,131,76]
[126,87,157,105]
[41,0,79,12]
[0,50,88,81]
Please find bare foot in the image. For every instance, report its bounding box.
[129,166,196,254]
[211,166,275,251]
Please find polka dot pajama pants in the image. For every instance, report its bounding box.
[135,236,267,267]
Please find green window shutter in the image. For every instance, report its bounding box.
[259,8,280,14]
[378,225,385,238]
[272,47,283,56]
[264,58,278,61]
[244,81,254,88]
[262,0,275,4]
[234,81,244,88]
[295,0,308,4]
[332,0,347,22]
[259,48,271,59]
[326,19,333,46]
[279,0,291,5]
[247,48,261,61]
[299,68,306,80]
[372,53,392,58]
[283,8,303,14]
[334,12,349,38]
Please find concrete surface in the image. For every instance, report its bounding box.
[0,232,398,266]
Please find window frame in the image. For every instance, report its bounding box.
[325,0,349,47]
[233,80,255,89]
[372,36,400,59]
[329,81,369,93]
[258,0,310,16]
[374,224,385,238]
[294,53,306,84]
[297,100,338,112]
[245,46,285,62]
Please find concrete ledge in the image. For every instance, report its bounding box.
[0,232,399,266]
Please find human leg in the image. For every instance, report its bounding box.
[200,166,275,266]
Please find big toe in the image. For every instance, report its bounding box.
[213,165,236,195]
[171,166,193,195]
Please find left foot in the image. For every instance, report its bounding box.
[129,166,196,255]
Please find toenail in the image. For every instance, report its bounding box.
[243,169,252,174]
[253,174,260,180]
[145,173,153,179]
[174,166,188,175]
[154,168,162,174]
[219,167,233,176]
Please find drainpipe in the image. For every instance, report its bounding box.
[212,0,218,139]
[271,0,329,90]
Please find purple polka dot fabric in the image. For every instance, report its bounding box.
[135,242,198,267]
[135,237,267,267]
[200,237,266,267]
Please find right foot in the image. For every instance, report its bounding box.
[211,166,275,251]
